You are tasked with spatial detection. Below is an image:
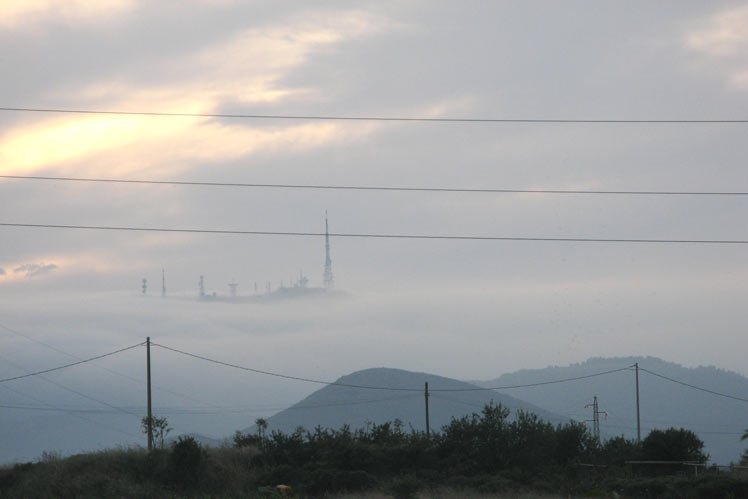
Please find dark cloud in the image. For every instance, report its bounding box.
[14,263,58,278]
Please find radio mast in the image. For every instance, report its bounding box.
[323,211,334,290]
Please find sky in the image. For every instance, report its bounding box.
[1,0,748,455]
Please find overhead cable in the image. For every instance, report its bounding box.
[0,342,144,383]
[0,320,145,386]
[0,321,232,411]
[1,107,747,123]
[2,222,747,245]
[153,342,421,391]
[2,174,747,196]
[639,367,748,403]
[153,342,632,392]
[466,366,634,391]
[0,384,142,438]
[0,393,420,415]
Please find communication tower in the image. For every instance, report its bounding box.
[141,278,147,295]
[199,275,205,298]
[323,211,334,290]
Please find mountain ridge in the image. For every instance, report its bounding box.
[473,356,748,464]
[252,367,569,437]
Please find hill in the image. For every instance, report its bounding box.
[252,367,567,436]
[473,357,748,464]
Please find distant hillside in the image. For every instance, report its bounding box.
[474,357,748,464]
[252,367,567,436]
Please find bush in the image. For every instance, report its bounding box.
[389,474,423,499]
[338,469,377,491]
[169,436,206,488]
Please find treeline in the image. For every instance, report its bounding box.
[236,402,715,496]
[1,403,746,498]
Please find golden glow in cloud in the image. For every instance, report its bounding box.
[0,251,128,282]
[0,11,386,177]
[0,0,133,29]
[686,5,748,89]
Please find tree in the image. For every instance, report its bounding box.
[256,417,268,441]
[141,415,172,449]
[599,435,641,465]
[739,430,748,464]
[641,427,707,463]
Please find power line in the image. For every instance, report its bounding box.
[152,342,420,391]
[0,384,141,439]
[0,352,141,417]
[0,321,230,412]
[2,174,747,197]
[0,320,147,385]
[0,342,144,383]
[1,107,747,123]
[0,402,126,413]
[0,394,421,416]
[472,366,634,391]
[153,342,632,392]
[2,222,748,245]
[639,367,748,403]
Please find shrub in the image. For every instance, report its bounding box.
[169,436,206,489]
[389,474,423,499]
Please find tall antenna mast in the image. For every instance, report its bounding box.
[323,210,334,290]
[161,268,166,298]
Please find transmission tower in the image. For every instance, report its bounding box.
[161,268,166,298]
[584,395,608,444]
[199,275,205,298]
[323,211,334,290]
[141,278,147,295]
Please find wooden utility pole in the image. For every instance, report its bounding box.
[424,382,430,439]
[147,336,153,451]
[635,362,641,442]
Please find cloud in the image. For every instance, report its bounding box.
[0,268,5,276]
[685,5,748,89]
[0,11,386,177]
[13,262,58,278]
[0,0,134,30]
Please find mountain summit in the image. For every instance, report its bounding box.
[255,367,566,436]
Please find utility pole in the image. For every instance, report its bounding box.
[424,382,430,439]
[635,362,641,442]
[146,336,153,451]
[584,395,607,444]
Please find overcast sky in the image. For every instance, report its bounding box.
[1,0,748,447]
